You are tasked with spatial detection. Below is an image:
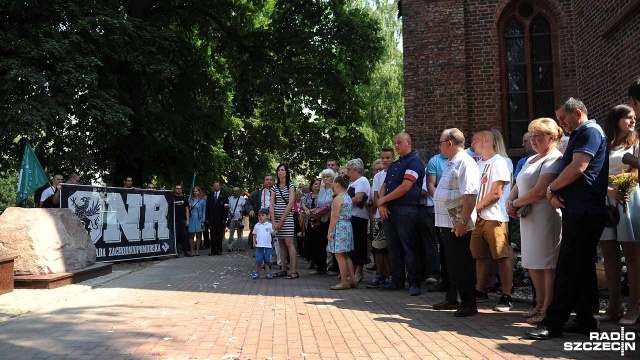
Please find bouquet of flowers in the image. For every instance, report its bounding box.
[609,170,638,213]
[310,203,331,219]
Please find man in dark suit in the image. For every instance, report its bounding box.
[244,173,275,249]
[206,181,229,255]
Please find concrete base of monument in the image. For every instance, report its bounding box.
[0,256,18,295]
[14,263,112,290]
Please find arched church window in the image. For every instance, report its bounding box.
[500,2,558,149]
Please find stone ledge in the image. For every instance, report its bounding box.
[0,256,18,295]
[14,263,112,290]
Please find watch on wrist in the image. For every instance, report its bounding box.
[458,218,468,225]
[546,185,555,195]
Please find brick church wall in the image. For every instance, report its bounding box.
[403,0,640,152]
[403,0,468,150]
[570,0,640,121]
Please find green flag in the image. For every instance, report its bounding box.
[16,141,49,206]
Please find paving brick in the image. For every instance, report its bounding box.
[1,252,636,359]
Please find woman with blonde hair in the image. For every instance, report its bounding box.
[599,104,640,325]
[188,186,206,256]
[507,118,564,324]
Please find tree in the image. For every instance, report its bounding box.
[0,0,386,190]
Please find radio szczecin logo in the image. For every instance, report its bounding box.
[564,328,636,356]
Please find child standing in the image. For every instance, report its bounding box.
[327,174,355,290]
[252,208,274,280]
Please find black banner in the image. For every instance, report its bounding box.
[60,184,177,261]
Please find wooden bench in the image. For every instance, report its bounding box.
[0,256,18,295]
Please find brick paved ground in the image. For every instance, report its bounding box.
[0,249,637,359]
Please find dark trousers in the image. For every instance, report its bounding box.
[210,222,225,254]
[311,221,329,271]
[418,206,441,279]
[443,229,476,309]
[435,227,450,289]
[542,213,606,331]
[383,204,423,286]
[248,215,258,249]
[349,217,369,266]
[202,222,211,249]
[176,220,189,255]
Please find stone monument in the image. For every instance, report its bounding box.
[0,207,96,275]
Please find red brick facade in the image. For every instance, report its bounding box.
[402,0,640,153]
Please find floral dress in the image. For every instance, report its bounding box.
[327,193,353,254]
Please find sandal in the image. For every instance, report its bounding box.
[273,271,288,278]
[522,307,542,318]
[599,306,624,322]
[526,311,546,324]
[285,272,299,279]
[330,283,351,290]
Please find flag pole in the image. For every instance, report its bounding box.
[188,172,196,202]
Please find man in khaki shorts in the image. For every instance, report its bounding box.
[470,128,513,312]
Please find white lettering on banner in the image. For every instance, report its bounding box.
[107,244,162,257]
[142,194,170,240]
[104,193,143,243]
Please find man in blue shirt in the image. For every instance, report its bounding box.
[513,132,534,179]
[526,97,608,340]
[378,132,425,296]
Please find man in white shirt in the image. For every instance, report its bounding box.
[432,128,480,317]
[245,173,275,248]
[39,173,63,207]
[470,128,514,312]
[228,187,246,252]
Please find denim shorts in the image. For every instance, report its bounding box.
[255,247,273,266]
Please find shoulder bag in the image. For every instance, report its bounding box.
[516,157,551,219]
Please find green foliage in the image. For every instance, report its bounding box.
[1,0,396,190]
[0,170,33,212]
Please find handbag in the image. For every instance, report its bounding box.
[347,186,368,208]
[515,157,551,219]
[371,219,386,249]
[311,203,331,219]
[516,204,531,218]
[605,196,620,228]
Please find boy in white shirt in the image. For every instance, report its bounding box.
[252,208,274,280]
[470,128,513,312]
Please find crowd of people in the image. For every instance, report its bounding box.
[39,79,640,342]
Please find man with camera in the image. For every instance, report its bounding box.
[227,187,246,252]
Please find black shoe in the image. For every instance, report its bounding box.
[184,253,192,257]
[563,320,599,335]
[208,253,215,256]
[453,308,478,317]
[494,294,513,312]
[432,300,460,310]
[227,249,233,252]
[380,282,405,291]
[524,324,562,340]
[475,289,489,302]
[427,283,448,293]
